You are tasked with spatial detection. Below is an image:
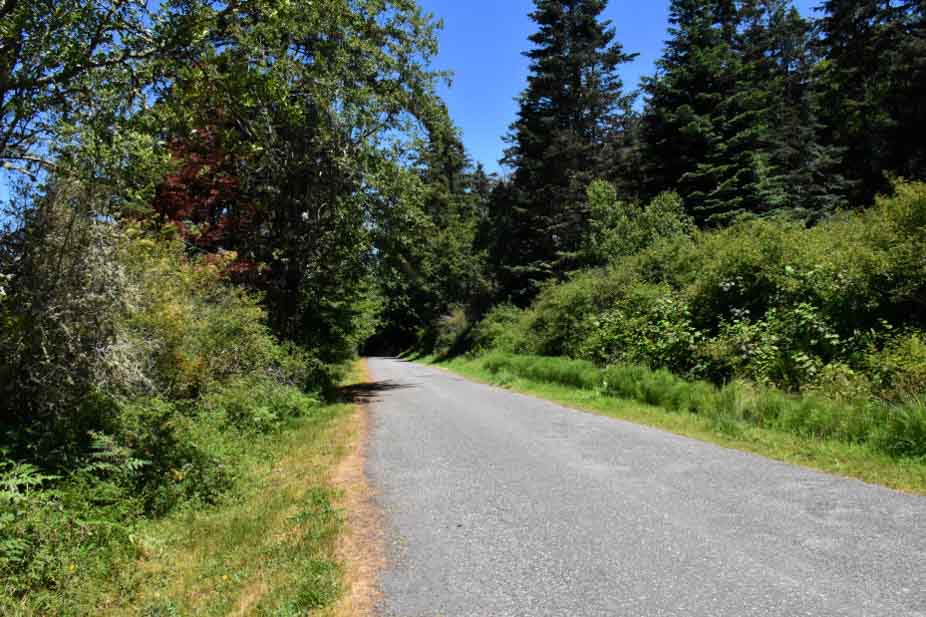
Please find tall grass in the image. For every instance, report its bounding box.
[476,351,926,459]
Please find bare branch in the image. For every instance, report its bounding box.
[2,160,37,180]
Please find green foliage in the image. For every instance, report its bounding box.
[866,331,926,406]
[203,378,320,435]
[469,181,926,456]
[0,224,329,609]
[0,463,141,615]
[0,189,128,468]
[580,283,703,374]
[370,152,488,353]
[584,182,692,264]
[475,352,926,458]
[469,304,526,354]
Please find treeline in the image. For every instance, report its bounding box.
[406,1,926,452]
[374,0,926,352]
[481,0,926,303]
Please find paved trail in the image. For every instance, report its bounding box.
[365,357,926,617]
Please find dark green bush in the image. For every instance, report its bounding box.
[202,377,320,434]
[469,304,525,353]
[473,181,926,402]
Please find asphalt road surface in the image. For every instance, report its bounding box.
[365,357,926,617]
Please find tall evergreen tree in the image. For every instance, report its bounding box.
[640,0,764,225]
[739,0,848,219]
[489,0,636,302]
[816,0,926,204]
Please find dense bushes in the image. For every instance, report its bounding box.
[0,207,331,611]
[480,182,926,406]
[462,182,926,458]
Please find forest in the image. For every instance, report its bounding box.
[1,0,924,613]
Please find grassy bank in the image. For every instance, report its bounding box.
[104,361,370,617]
[424,353,926,495]
[1,362,369,617]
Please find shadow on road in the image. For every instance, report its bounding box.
[337,380,414,404]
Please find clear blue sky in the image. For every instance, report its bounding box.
[418,0,820,174]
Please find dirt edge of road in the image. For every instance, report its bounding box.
[330,359,386,617]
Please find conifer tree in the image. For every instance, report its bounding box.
[489,0,636,302]
[739,0,849,219]
[816,0,926,203]
[640,0,761,225]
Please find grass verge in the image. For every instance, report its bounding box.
[424,353,926,495]
[95,360,371,617]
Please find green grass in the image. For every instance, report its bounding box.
[0,363,367,617]
[107,405,350,617]
[99,365,369,617]
[425,353,926,495]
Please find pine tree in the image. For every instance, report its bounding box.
[739,0,849,219]
[490,0,636,302]
[816,0,926,204]
[641,0,764,225]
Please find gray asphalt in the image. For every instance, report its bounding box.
[365,357,926,617]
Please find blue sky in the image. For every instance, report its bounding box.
[418,0,820,174]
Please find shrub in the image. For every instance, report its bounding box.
[0,190,128,467]
[515,267,635,357]
[469,304,525,353]
[475,181,926,399]
[0,461,140,612]
[866,331,926,405]
[579,283,704,374]
[202,377,320,434]
[116,230,286,399]
[584,182,693,265]
[430,306,470,357]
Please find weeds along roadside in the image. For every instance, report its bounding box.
[426,352,926,495]
[0,218,361,615]
[0,363,365,616]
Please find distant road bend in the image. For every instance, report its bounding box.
[365,357,926,617]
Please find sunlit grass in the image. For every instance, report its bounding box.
[427,355,926,495]
[98,362,367,617]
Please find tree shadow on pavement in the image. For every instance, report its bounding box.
[336,380,414,404]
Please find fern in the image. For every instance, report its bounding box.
[86,432,150,483]
[0,461,56,504]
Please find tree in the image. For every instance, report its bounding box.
[147,0,448,362]
[641,0,767,225]
[0,0,171,178]
[368,107,489,353]
[489,0,637,302]
[815,0,926,204]
[738,0,849,219]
